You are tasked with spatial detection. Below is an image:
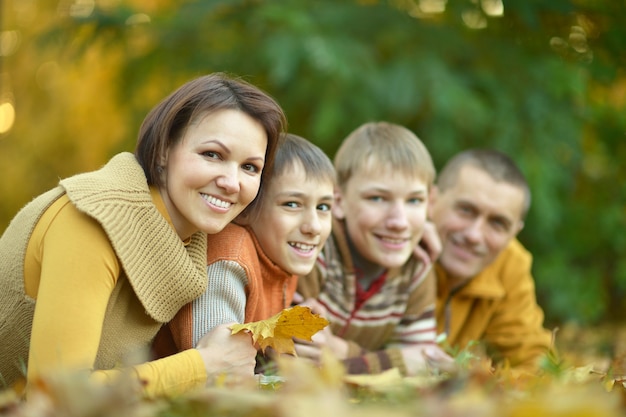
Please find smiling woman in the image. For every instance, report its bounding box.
[0,72,286,398]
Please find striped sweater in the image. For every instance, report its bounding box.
[297,218,437,375]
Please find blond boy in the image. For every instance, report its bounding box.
[296,122,454,375]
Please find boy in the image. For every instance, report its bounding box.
[154,133,336,354]
[295,122,454,376]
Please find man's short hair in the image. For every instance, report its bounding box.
[437,149,531,218]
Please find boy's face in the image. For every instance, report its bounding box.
[250,162,334,276]
[333,167,429,269]
[429,164,525,285]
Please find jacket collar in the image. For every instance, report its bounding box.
[436,262,505,300]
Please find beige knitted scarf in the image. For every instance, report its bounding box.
[0,152,208,383]
[60,152,208,322]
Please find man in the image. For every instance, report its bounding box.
[428,149,553,372]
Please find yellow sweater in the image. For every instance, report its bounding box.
[0,153,207,398]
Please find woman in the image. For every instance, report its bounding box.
[0,72,286,398]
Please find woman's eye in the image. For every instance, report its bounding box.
[368,196,384,202]
[283,201,299,208]
[242,163,260,173]
[202,151,220,159]
[407,197,424,205]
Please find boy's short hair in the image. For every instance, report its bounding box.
[334,122,435,189]
[437,148,531,218]
[240,133,336,222]
[273,133,336,185]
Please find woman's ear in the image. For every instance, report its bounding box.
[156,150,169,183]
[158,146,169,167]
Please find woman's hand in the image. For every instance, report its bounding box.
[195,323,257,383]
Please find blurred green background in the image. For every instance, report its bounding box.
[0,0,624,326]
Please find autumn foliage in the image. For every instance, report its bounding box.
[1,313,626,416]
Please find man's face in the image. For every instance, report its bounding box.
[429,165,525,286]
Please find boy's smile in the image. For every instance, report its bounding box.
[250,160,334,276]
[333,166,429,270]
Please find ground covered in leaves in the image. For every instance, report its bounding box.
[1,322,625,417]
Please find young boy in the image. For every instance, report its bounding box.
[295,122,454,376]
[153,133,336,355]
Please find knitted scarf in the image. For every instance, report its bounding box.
[0,152,208,384]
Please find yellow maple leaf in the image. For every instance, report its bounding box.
[231,305,329,355]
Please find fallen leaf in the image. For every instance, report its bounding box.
[231,305,329,355]
[343,368,404,392]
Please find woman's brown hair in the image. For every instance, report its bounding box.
[135,72,287,188]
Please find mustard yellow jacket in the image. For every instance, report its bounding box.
[435,239,553,371]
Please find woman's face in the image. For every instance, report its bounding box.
[160,108,268,240]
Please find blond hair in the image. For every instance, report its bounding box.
[334,122,435,189]
[240,133,336,223]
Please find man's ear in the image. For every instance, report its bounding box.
[331,188,346,220]
[515,220,525,235]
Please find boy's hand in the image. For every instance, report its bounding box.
[414,221,442,265]
[292,296,346,361]
[293,294,328,317]
[293,325,348,361]
[401,344,457,375]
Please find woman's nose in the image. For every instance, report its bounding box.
[215,164,241,193]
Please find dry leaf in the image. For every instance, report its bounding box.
[231,305,329,355]
[343,368,404,392]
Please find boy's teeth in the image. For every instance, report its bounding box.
[290,242,315,251]
[382,237,403,244]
